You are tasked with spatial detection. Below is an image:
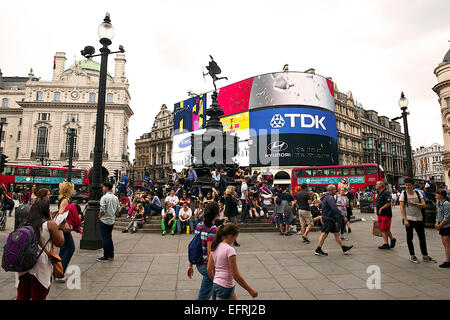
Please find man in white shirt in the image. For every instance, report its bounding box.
[98,181,120,262]
[165,189,180,217]
[177,201,193,234]
[241,177,249,224]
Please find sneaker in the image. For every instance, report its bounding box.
[423,256,437,263]
[348,228,352,233]
[341,237,349,241]
[390,238,397,248]
[97,256,110,262]
[109,257,114,261]
[297,231,303,235]
[170,231,175,235]
[280,231,285,236]
[342,245,353,254]
[302,236,310,244]
[410,256,420,264]
[439,262,450,268]
[378,244,390,250]
[162,231,166,236]
[285,232,293,236]
[314,248,328,256]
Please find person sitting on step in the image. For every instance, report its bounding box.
[122,203,145,233]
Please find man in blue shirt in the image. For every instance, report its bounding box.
[118,172,128,194]
[414,183,427,201]
[187,166,197,189]
[314,184,353,257]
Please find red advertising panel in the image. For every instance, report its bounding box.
[217,77,253,116]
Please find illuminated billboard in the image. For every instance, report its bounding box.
[172,71,337,171]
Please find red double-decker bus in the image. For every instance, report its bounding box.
[291,164,385,194]
[0,164,89,197]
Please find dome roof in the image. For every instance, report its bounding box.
[444,49,450,63]
[64,58,112,78]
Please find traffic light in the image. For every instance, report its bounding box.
[0,154,8,173]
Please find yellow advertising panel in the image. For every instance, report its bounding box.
[221,111,249,133]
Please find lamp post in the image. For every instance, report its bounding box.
[392,91,414,179]
[66,118,77,182]
[80,13,125,250]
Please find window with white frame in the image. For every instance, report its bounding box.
[2,98,8,107]
[36,91,43,101]
[53,91,61,101]
[89,92,97,102]
[38,113,50,121]
[36,127,48,156]
[107,93,113,103]
[67,114,79,122]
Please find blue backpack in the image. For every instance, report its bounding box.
[188,227,204,265]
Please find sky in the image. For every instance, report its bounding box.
[1,0,449,161]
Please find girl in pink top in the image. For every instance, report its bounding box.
[207,223,258,300]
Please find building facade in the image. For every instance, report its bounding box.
[413,143,444,182]
[433,46,450,188]
[134,104,173,183]
[0,52,133,178]
[356,106,406,185]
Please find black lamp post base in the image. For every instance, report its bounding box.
[79,200,103,250]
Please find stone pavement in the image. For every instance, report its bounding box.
[1,206,449,300]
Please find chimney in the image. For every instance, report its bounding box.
[305,68,315,74]
[114,54,126,83]
[52,52,66,81]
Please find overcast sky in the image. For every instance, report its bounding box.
[1,0,449,160]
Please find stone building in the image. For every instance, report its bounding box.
[0,52,133,177]
[356,106,406,185]
[134,104,173,184]
[433,45,450,187]
[413,143,444,182]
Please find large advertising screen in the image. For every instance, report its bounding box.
[172,71,337,170]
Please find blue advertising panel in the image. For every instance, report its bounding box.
[296,176,365,185]
[249,106,337,139]
[15,176,83,185]
[173,95,207,135]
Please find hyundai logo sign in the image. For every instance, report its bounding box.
[268,141,288,152]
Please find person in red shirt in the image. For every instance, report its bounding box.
[118,193,131,217]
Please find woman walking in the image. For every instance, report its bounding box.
[207,223,257,300]
[435,189,450,268]
[15,201,65,300]
[0,184,11,230]
[187,202,219,300]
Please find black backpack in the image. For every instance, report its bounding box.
[402,190,426,219]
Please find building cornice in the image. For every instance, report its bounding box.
[0,108,23,115]
[17,101,134,117]
[433,79,450,95]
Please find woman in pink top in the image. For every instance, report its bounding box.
[207,223,258,300]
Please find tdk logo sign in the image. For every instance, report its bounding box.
[269,113,327,130]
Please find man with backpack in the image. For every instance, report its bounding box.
[399,177,436,264]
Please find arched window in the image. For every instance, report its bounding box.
[53,91,61,101]
[36,91,43,101]
[274,171,290,180]
[2,98,8,107]
[89,92,96,102]
[36,127,48,156]
[107,93,113,103]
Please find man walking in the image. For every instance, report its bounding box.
[376,181,397,250]
[118,172,128,195]
[314,185,353,256]
[240,177,250,224]
[98,181,120,262]
[293,183,313,243]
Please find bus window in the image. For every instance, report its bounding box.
[80,171,87,179]
[53,169,66,177]
[292,169,303,177]
[351,167,364,175]
[74,170,86,179]
[31,168,39,177]
[365,166,379,175]
[39,168,52,177]
[3,166,15,175]
[16,167,30,176]
[315,169,323,176]
[323,168,335,176]
[304,169,315,176]
[336,167,350,176]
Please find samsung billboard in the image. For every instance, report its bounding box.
[172,71,337,171]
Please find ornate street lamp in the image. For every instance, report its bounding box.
[80,13,125,250]
[66,118,77,182]
[392,91,413,179]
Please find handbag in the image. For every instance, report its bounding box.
[39,239,64,278]
[372,220,382,237]
[2,197,15,211]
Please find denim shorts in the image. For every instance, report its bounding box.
[213,283,235,300]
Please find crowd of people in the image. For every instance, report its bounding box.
[1,167,449,300]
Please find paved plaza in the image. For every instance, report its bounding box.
[1,206,449,300]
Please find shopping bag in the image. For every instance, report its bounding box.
[372,220,382,237]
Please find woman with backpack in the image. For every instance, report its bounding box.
[187,202,219,300]
[399,178,436,264]
[207,223,258,300]
[15,200,66,300]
